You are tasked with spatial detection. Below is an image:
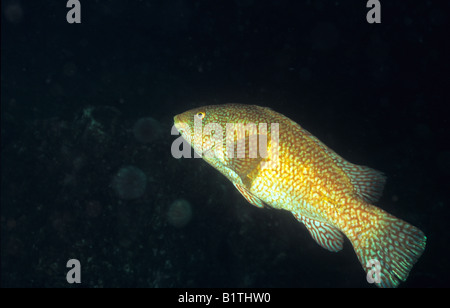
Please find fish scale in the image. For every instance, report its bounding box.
[174,103,426,287]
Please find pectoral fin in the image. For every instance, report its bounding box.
[234,183,265,208]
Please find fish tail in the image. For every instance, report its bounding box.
[346,204,426,287]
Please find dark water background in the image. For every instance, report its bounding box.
[1,0,449,287]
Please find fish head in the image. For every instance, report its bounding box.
[174,104,280,174]
[174,105,216,156]
[174,103,270,131]
[174,104,270,157]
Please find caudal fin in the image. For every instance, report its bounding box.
[349,207,426,288]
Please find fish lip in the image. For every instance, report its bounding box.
[173,114,182,130]
[173,114,187,136]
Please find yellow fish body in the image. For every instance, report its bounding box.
[173,104,426,287]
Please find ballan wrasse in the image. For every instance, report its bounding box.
[173,104,426,287]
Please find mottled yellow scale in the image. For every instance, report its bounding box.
[174,104,426,287]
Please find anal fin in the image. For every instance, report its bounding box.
[293,212,344,252]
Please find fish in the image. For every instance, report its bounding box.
[173,103,426,287]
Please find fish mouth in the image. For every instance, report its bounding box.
[173,114,183,131]
[174,112,188,125]
[173,114,189,139]
[173,114,180,125]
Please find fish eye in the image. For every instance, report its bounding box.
[196,111,205,120]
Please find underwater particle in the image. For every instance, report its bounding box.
[6,218,17,231]
[73,106,121,157]
[299,67,311,81]
[5,237,23,257]
[311,21,339,51]
[111,166,147,200]
[63,62,77,77]
[4,0,23,24]
[167,199,192,228]
[133,117,163,143]
[86,200,102,218]
[415,123,432,140]
[437,151,450,176]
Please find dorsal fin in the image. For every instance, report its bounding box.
[293,212,344,252]
[342,164,386,203]
[308,135,386,203]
